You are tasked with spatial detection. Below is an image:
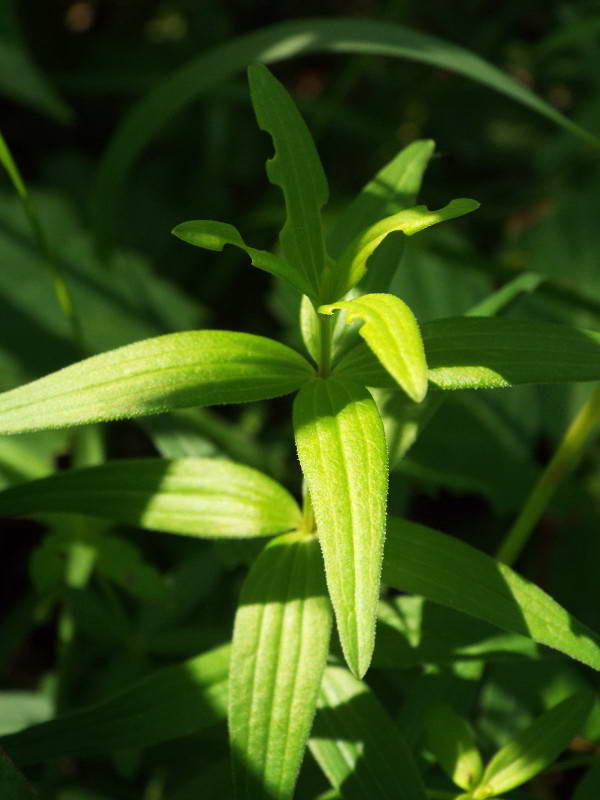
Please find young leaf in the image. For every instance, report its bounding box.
[335,317,600,390]
[172,220,311,296]
[293,377,388,678]
[425,704,483,791]
[1,644,230,764]
[0,330,314,434]
[309,666,427,800]
[383,517,600,672]
[473,692,593,798]
[248,63,329,300]
[326,199,479,301]
[320,293,428,403]
[229,532,332,800]
[0,458,301,539]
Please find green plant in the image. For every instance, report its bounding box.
[3,60,600,800]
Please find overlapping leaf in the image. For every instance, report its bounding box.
[383,517,600,672]
[0,458,301,539]
[229,532,332,799]
[0,330,314,434]
[425,704,483,791]
[293,377,387,678]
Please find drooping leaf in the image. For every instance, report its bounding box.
[425,704,483,791]
[474,692,593,798]
[326,199,479,301]
[0,330,314,434]
[229,532,332,799]
[383,517,600,672]
[309,666,427,800]
[335,317,600,391]
[172,220,310,296]
[320,293,428,403]
[0,457,301,539]
[293,377,387,678]
[92,18,599,256]
[1,645,230,764]
[248,63,329,300]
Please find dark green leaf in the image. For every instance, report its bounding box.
[0,747,35,799]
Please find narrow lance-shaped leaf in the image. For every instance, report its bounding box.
[320,293,428,403]
[473,692,593,799]
[325,198,479,301]
[229,532,332,800]
[335,317,600,391]
[0,330,314,434]
[248,63,330,300]
[309,666,427,800]
[0,458,301,539]
[172,220,311,296]
[383,517,600,672]
[293,377,388,678]
[425,704,483,791]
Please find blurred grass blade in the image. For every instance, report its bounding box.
[248,63,329,300]
[229,532,332,799]
[92,18,598,256]
[328,199,479,300]
[0,457,301,539]
[425,704,483,791]
[383,517,600,672]
[293,377,387,678]
[320,293,428,403]
[335,317,600,390]
[0,330,314,434]
[172,220,311,295]
[309,666,426,800]
[1,645,230,764]
[0,747,35,799]
[474,693,593,798]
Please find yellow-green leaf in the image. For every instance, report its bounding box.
[425,704,483,791]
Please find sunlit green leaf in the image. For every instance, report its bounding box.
[309,667,426,800]
[1,645,230,764]
[172,220,310,295]
[248,63,330,300]
[293,377,387,677]
[425,704,483,790]
[320,293,428,403]
[327,199,479,301]
[229,532,332,799]
[0,457,301,539]
[474,693,593,798]
[383,517,600,672]
[0,331,314,434]
[335,317,600,391]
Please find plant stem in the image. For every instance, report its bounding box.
[496,384,600,565]
[318,312,333,377]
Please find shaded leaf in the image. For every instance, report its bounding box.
[0,747,35,799]
[229,532,332,799]
[425,704,483,790]
[0,331,314,434]
[293,377,387,678]
[0,457,301,539]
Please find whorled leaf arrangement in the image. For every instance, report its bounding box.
[3,63,600,800]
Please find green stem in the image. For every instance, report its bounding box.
[318,312,333,377]
[496,384,600,565]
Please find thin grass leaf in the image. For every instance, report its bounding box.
[335,317,600,390]
[0,458,301,539]
[293,377,387,678]
[425,704,483,791]
[248,63,329,300]
[327,199,479,301]
[229,532,332,799]
[0,330,314,434]
[92,18,598,256]
[309,666,426,800]
[383,517,600,672]
[474,693,593,798]
[172,220,310,296]
[320,293,428,403]
[1,645,229,764]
